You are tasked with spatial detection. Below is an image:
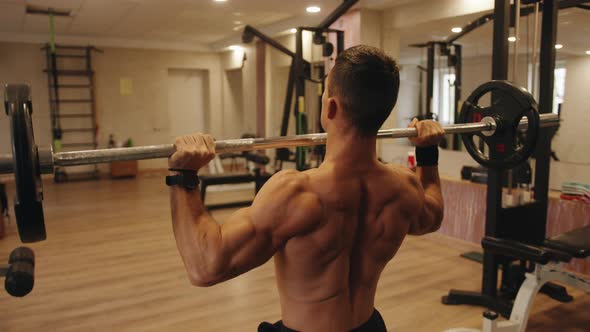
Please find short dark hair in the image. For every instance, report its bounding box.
[328,45,400,136]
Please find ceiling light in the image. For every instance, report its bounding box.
[555,44,563,49]
[586,50,590,55]
[234,21,242,25]
[214,0,227,2]
[290,28,297,34]
[451,27,462,33]
[229,45,242,51]
[508,36,516,42]
[306,6,321,13]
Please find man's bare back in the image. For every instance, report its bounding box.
[168,45,444,331]
[272,161,422,331]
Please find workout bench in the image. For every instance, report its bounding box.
[200,169,271,210]
[200,150,272,210]
[447,226,590,332]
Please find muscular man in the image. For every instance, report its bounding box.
[168,45,445,332]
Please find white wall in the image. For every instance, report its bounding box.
[239,45,258,137]
[265,34,294,138]
[222,68,245,139]
[0,43,52,153]
[0,42,225,171]
[382,0,494,30]
[360,9,382,49]
[94,47,224,170]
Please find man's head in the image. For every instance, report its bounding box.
[321,45,400,137]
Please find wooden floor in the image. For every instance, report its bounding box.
[0,173,588,332]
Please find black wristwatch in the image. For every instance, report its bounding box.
[166,169,200,191]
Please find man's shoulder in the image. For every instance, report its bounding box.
[267,169,310,188]
[254,169,322,232]
[382,164,423,211]
[258,170,315,201]
[384,164,420,188]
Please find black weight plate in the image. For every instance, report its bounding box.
[5,84,47,243]
[9,246,35,266]
[5,261,34,297]
[459,81,540,169]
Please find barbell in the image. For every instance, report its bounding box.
[2,81,559,243]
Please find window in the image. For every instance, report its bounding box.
[432,70,456,124]
[553,67,566,114]
[527,64,566,114]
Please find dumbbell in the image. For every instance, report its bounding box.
[2,247,35,297]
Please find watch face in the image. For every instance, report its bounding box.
[184,173,199,190]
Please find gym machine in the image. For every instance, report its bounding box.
[242,25,311,169]
[244,0,358,171]
[292,0,357,170]
[412,0,590,152]
[442,0,590,319]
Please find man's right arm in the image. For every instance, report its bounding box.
[408,166,444,235]
[405,118,445,235]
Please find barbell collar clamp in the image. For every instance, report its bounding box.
[481,116,498,137]
[37,147,54,175]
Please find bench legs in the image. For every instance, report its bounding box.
[447,262,590,332]
[482,262,590,332]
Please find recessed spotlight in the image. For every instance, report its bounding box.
[290,28,297,34]
[229,45,242,51]
[451,27,462,33]
[555,44,563,49]
[214,0,227,2]
[306,6,321,13]
[508,36,516,42]
[234,20,242,25]
[586,50,590,55]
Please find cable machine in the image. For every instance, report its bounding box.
[244,0,358,170]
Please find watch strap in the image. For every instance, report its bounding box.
[166,169,200,191]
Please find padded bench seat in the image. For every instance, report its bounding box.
[544,225,590,259]
[200,173,256,184]
[199,171,272,210]
[482,237,572,265]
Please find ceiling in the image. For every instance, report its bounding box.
[398,6,590,63]
[0,0,586,56]
[0,0,411,50]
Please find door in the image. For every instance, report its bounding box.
[167,68,208,138]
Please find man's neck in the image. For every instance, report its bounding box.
[323,129,378,166]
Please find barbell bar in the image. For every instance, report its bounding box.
[0,114,559,174]
[1,81,561,243]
